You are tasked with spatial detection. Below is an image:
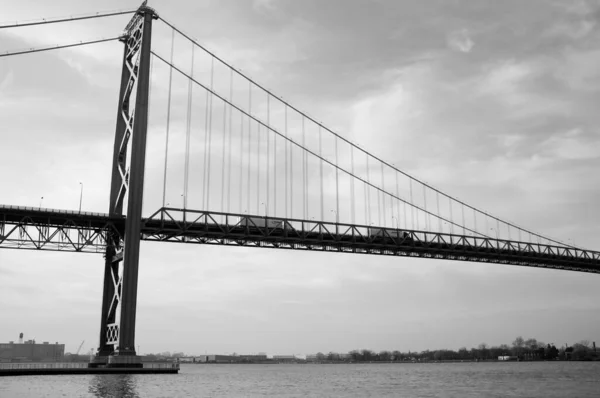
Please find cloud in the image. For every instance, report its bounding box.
[540,128,600,160]
[253,0,278,12]
[447,28,474,53]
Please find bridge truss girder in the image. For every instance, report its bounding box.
[141,208,600,274]
[0,206,122,253]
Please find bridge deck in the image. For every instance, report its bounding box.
[1,205,599,273]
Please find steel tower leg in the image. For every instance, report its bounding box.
[109,7,155,367]
[90,3,157,368]
[90,42,130,367]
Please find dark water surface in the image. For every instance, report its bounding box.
[1,362,599,397]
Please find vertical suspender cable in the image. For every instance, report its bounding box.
[364,178,368,226]
[202,90,209,209]
[350,146,355,224]
[220,100,227,213]
[284,105,289,219]
[497,219,500,242]
[335,136,339,224]
[162,29,175,208]
[448,197,454,234]
[436,191,441,232]
[273,98,277,217]
[246,81,252,213]
[302,116,307,219]
[183,45,195,210]
[205,57,215,210]
[227,69,233,213]
[366,155,371,226]
[319,126,324,221]
[423,185,428,231]
[485,214,489,238]
[410,179,417,230]
[256,122,260,215]
[239,111,244,212]
[266,95,270,216]
[395,171,400,229]
[380,162,385,227]
[290,108,294,218]
[462,204,466,235]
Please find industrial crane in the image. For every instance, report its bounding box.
[75,340,85,355]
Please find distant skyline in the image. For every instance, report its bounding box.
[1,0,599,355]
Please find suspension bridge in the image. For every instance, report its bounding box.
[1,3,598,368]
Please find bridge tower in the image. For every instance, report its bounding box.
[91,2,156,368]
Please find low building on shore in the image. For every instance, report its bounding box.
[0,341,65,362]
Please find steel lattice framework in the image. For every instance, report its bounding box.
[4,205,598,274]
[140,208,600,274]
[0,206,122,253]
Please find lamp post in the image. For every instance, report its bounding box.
[490,227,499,240]
[490,227,499,249]
[261,202,268,217]
[392,215,399,229]
[78,182,83,213]
[39,196,44,209]
[331,210,339,234]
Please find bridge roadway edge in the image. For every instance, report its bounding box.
[1,205,599,273]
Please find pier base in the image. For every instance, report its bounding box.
[107,354,143,368]
[0,362,179,376]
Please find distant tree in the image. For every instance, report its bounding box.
[512,336,525,357]
[524,338,538,350]
[361,349,375,361]
[478,343,489,360]
[316,352,326,360]
[392,350,402,361]
[378,351,391,361]
[349,350,361,361]
[420,350,433,361]
[570,343,590,360]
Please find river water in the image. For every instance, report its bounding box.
[1,362,599,397]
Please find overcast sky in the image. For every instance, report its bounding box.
[1,0,599,357]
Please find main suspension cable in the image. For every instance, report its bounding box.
[0,9,136,29]
[158,16,565,246]
[150,51,511,240]
[0,36,122,58]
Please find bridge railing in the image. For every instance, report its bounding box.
[0,204,111,218]
[0,205,123,253]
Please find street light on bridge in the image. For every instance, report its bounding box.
[261,202,268,217]
[79,182,84,213]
